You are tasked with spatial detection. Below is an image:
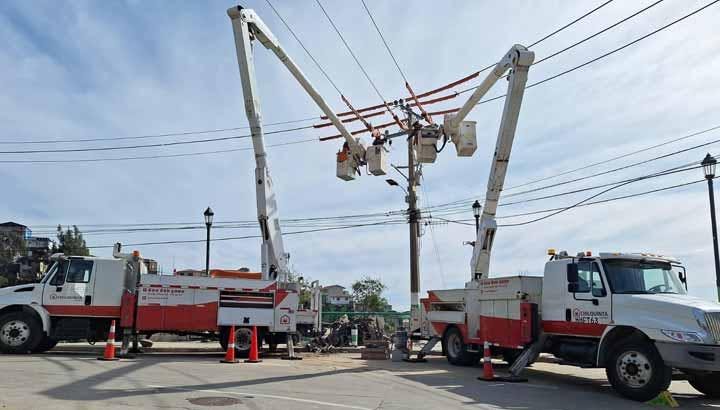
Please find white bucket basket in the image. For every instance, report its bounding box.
[452,120,477,157]
[366,145,388,176]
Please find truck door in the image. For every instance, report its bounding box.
[565,261,611,337]
[42,259,96,317]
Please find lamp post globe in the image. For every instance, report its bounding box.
[703,153,717,179]
[204,206,214,226]
[472,200,481,232]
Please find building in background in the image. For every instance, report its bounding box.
[322,285,353,311]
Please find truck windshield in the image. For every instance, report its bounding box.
[603,259,686,295]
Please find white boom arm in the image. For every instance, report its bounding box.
[446,45,534,282]
[227,6,363,281]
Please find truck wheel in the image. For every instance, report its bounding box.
[0,312,43,354]
[688,372,720,398]
[605,341,671,402]
[32,336,58,353]
[444,327,475,366]
[219,327,252,358]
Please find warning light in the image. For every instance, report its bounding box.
[547,248,556,256]
[132,250,140,257]
[585,251,592,257]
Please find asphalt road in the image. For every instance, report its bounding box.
[0,350,718,409]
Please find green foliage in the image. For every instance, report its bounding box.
[0,231,25,266]
[53,225,89,256]
[0,275,8,288]
[351,277,389,312]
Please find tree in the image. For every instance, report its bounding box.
[54,225,89,256]
[0,276,8,288]
[0,231,25,266]
[351,277,388,312]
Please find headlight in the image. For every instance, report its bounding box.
[693,308,709,332]
[661,329,704,343]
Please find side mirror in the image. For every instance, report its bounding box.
[568,283,579,293]
[567,263,579,283]
[678,271,687,285]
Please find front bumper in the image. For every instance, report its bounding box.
[656,341,720,371]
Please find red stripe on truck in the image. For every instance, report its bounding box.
[46,305,121,318]
[542,320,607,337]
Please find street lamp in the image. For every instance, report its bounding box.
[702,154,720,301]
[472,200,482,232]
[203,206,214,277]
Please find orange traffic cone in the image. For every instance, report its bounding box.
[98,320,120,361]
[221,325,239,363]
[244,326,262,363]
[478,341,495,381]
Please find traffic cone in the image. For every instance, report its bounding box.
[478,341,495,381]
[646,391,679,408]
[220,325,239,363]
[98,320,120,361]
[244,326,262,363]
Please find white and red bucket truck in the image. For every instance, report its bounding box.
[0,244,321,356]
[403,38,720,401]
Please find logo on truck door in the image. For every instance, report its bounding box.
[573,309,609,324]
[280,314,290,325]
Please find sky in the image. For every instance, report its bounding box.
[2,0,720,310]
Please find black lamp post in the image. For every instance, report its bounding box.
[702,154,720,301]
[203,207,214,277]
[472,200,482,232]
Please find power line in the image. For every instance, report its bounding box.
[423,159,705,215]
[315,0,388,103]
[360,0,408,84]
[528,0,614,48]
[506,125,720,191]
[422,124,720,212]
[0,117,318,145]
[265,0,344,95]
[0,138,317,164]
[532,0,665,66]
[497,179,704,220]
[457,0,720,100]
[0,125,313,155]
[505,131,720,199]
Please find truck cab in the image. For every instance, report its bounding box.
[542,251,720,400]
[0,254,135,354]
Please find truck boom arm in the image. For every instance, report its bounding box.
[458,45,534,281]
[227,6,363,280]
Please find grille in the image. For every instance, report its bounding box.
[705,312,720,344]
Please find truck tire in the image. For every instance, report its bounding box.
[219,327,252,358]
[0,311,43,354]
[605,341,671,402]
[32,336,59,353]
[444,327,475,366]
[688,372,720,398]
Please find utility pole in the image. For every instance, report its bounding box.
[405,113,421,332]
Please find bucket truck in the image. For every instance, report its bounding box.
[414,46,720,401]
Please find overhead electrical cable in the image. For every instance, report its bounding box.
[360,0,409,84]
[527,0,614,48]
[0,138,317,164]
[532,0,665,67]
[315,0,388,103]
[265,0,344,95]
[0,117,318,145]
[0,125,313,155]
[506,124,720,191]
[457,0,720,100]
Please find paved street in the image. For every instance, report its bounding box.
[0,349,718,409]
